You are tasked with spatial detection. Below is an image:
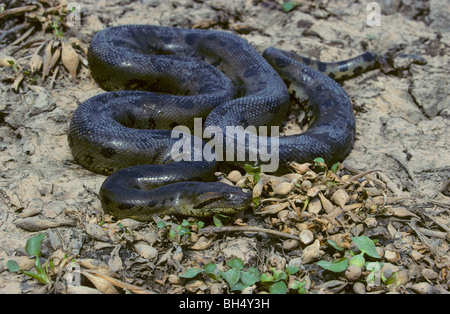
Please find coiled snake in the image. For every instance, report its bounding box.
[68,25,380,221]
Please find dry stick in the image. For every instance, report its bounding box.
[0,23,28,42]
[199,225,299,240]
[339,169,381,190]
[0,5,37,19]
[9,25,35,46]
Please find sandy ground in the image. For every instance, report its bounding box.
[0,0,448,294]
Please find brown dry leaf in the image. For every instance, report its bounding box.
[61,41,79,79]
[391,207,420,219]
[318,192,334,213]
[189,236,214,250]
[289,162,311,174]
[42,40,53,79]
[332,189,349,208]
[256,202,289,215]
[12,73,24,91]
[29,54,43,73]
[48,47,61,74]
[81,271,119,294]
[77,259,119,278]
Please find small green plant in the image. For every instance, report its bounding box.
[313,157,339,175]
[51,17,64,38]
[317,236,383,285]
[281,1,301,12]
[180,257,307,294]
[7,233,50,284]
[244,164,261,207]
[157,219,204,241]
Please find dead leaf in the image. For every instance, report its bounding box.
[61,41,79,79]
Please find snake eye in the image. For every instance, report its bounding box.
[223,192,232,200]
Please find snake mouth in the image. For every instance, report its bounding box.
[190,183,253,216]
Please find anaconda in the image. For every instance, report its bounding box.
[68,25,380,221]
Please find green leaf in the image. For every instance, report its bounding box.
[221,268,240,287]
[212,215,223,227]
[281,1,299,13]
[196,221,204,229]
[349,253,365,268]
[313,157,325,165]
[248,267,261,282]
[230,282,248,292]
[240,270,259,286]
[272,269,287,282]
[331,163,339,174]
[156,221,166,229]
[260,273,274,284]
[203,263,217,274]
[327,239,345,251]
[179,268,203,278]
[22,270,49,284]
[226,258,244,270]
[244,164,260,175]
[286,265,300,276]
[351,236,381,259]
[270,281,287,294]
[25,233,46,257]
[203,263,221,280]
[317,259,348,273]
[6,260,21,273]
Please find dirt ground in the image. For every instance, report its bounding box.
[0,0,448,294]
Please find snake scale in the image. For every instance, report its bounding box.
[68,25,379,221]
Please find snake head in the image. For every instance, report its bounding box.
[190,182,252,216]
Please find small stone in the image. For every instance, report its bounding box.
[299,230,314,245]
[352,282,366,294]
[345,265,362,281]
[283,239,300,250]
[301,240,324,264]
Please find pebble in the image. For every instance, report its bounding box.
[352,282,366,294]
[301,239,324,264]
[299,229,314,245]
[345,265,362,281]
[283,239,300,250]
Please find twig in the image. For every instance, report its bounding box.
[9,25,35,46]
[199,225,299,240]
[0,23,28,42]
[0,5,37,19]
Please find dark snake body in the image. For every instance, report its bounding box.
[68,25,378,220]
